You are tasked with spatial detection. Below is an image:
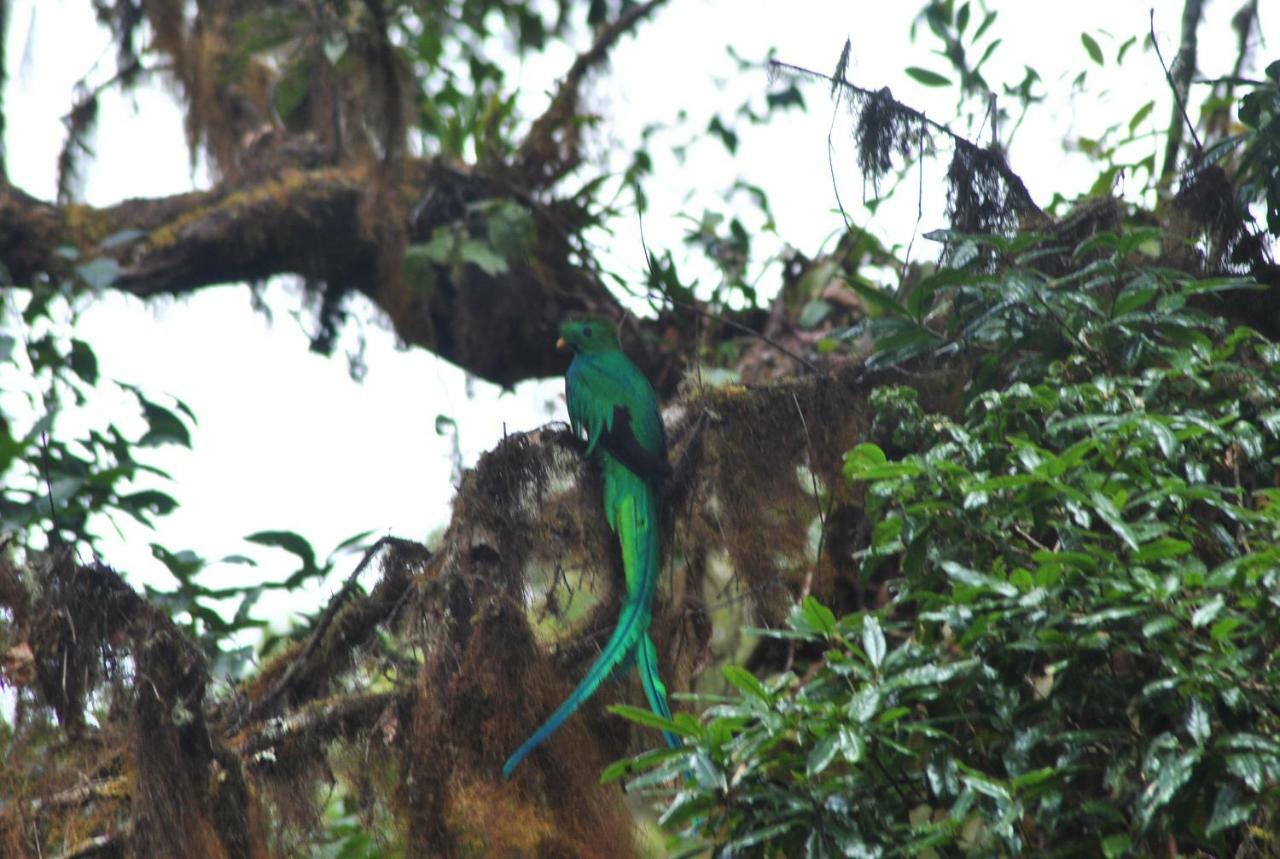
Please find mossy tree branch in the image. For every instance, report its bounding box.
[0,159,622,388]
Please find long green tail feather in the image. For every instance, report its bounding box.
[503,454,672,777]
[502,596,650,778]
[638,632,680,749]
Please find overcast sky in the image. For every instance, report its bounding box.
[1,0,1264,638]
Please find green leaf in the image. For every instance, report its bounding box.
[1138,750,1200,826]
[838,726,865,764]
[887,659,977,690]
[137,397,192,448]
[722,821,797,852]
[798,299,833,329]
[862,615,886,669]
[459,240,508,275]
[150,543,205,585]
[68,339,98,385]
[402,243,440,293]
[845,278,910,318]
[940,560,1018,597]
[1080,33,1104,65]
[723,664,773,703]
[1210,617,1241,641]
[905,67,952,87]
[607,703,688,736]
[1142,615,1180,638]
[807,730,841,776]
[973,10,998,42]
[846,442,886,467]
[1128,100,1155,134]
[1186,698,1211,746]
[1190,595,1225,628]
[417,230,457,264]
[601,745,684,784]
[798,596,837,638]
[245,530,318,572]
[118,490,178,523]
[843,443,922,480]
[1133,538,1191,563]
[1101,834,1131,858]
[1089,491,1139,550]
[1113,280,1158,316]
[1206,785,1255,837]
[847,686,881,723]
[1011,767,1055,790]
[75,256,120,291]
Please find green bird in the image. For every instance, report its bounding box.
[502,318,679,778]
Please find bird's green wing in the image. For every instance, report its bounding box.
[566,351,669,481]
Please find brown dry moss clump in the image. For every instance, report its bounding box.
[0,551,263,859]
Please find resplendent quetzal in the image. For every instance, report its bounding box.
[502,318,679,778]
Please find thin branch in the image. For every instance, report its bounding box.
[1152,3,1205,184]
[661,293,821,375]
[27,777,129,813]
[770,58,1040,216]
[827,40,852,230]
[637,200,820,375]
[772,59,972,153]
[51,829,127,859]
[785,391,830,674]
[240,690,396,758]
[248,536,423,722]
[515,0,671,185]
[898,114,926,291]
[790,391,826,605]
[0,0,8,185]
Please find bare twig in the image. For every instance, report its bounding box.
[899,114,927,291]
[249,536,423,721]
[51,829,125,859]
[27,777,129,813]
[1011,522,1051,554]
[0,0,7,185]
[1152,4,1205,184]
[240,690,396,757]
[664,295,821,374]
[785,391,830,674]
[515,0,671,185]
[770,58,1040,216]
[637,199,821,375]
[790,392,827,605]
[828,41,853,230]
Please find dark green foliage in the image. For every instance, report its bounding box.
[615,232,1280,856]
[0,252,375,683]
[1234,59,1280,236]
[0,249,189,549]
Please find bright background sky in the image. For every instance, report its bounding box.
[1,0,1266,639]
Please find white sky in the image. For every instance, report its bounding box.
[1,0,1267,634]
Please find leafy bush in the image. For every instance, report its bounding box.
[615,231,1280,856]
[0,247,191,548]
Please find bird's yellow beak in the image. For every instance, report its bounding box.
[556,337,568,350]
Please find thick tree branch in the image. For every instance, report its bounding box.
[0,158,622,387]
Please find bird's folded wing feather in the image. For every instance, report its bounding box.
[567,356,669,482]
